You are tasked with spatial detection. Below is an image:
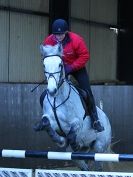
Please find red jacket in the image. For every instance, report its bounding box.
[43,32,90,71]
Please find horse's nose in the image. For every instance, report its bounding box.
[53,88,57,94]
[48,88,57,96]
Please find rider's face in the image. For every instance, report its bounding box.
[55,33,66,42]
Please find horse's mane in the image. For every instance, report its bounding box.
[40,44,63,58]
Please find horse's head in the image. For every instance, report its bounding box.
[40,44,65,97]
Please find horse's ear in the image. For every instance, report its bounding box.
[58,44,63,55]
[40,44,45,58]
[56,44,63,56]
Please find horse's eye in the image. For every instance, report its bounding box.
[59,63,63,68]
[43,65,47,73]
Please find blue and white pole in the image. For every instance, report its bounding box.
[1,149,133,162]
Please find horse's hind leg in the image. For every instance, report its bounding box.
[92,140,108,171]
[75,160,90,171]
[66,146,90,171]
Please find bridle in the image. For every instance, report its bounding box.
[43,54,69,136]
[43,55,65,90]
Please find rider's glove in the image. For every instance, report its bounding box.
[64,64,73,75]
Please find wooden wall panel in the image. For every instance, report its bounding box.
[9,13,48,82]
[70,0,118,82]
[0,11,9,82]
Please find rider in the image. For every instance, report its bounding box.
[34,19,104,132]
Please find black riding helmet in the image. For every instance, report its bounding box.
[52,19,68,34]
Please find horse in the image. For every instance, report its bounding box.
[38,44,112,171]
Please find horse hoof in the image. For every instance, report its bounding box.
[71,144,80,151]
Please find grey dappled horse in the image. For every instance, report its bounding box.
[39,44,112,171]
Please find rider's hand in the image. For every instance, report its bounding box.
[64,64,73,75]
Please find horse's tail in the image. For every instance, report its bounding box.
[104,138,121,171]
[99,100,103,110]
[107,137,121,153]
[106,144,113,153]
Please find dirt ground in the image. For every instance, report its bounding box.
[56,161,133,172]
[103,161,133,172]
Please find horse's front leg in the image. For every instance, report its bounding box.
[35,116,67,147]
[67,123,80,151]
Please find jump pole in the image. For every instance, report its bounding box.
[1,149,133,162]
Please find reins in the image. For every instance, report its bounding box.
[42,53,86,136]
[46,80,71,109]
[30,80,47,92]
[46,80,71,137]
[46,79,86,136]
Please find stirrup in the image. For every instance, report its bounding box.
[93,120,104,132]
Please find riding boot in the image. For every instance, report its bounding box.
[85,90,104,132]
[34,90,47,131]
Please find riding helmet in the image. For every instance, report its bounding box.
[52,19,68,34]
